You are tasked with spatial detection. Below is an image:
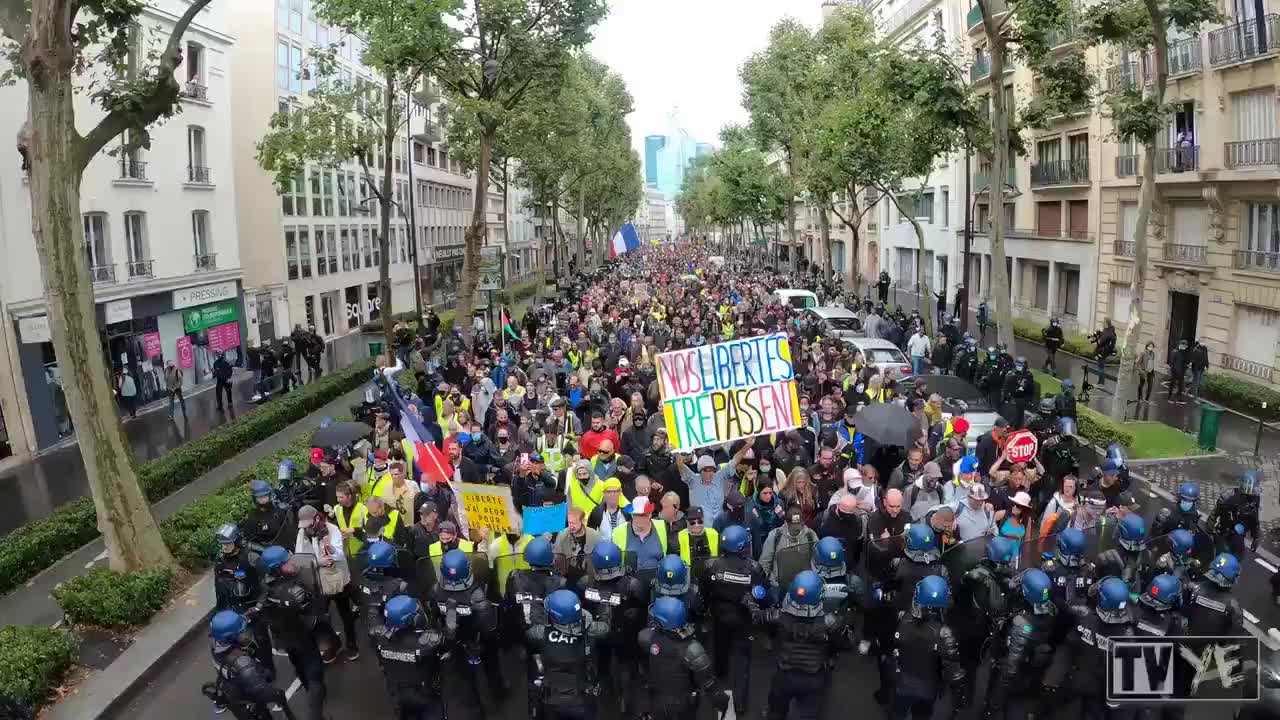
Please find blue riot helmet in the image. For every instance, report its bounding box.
[1240,470,1262,496]
[590,541,625,581]
[546,589,584,630]
[277,460,296,482]
[656,555,690,595]
[250,479,273,500]
[1062,378,1074,392]
[215,522,242,547]
[905,523,941,563]
[986,536,1016,567]
[1177,482,1200,512]
[1095,577,1131,624]
[440,549,473,591]
[1117,513,1147,552]
[784,570,825,618]
[812,537,847,580]
[651,596,688,631]
[260,545,290,573]
[912,575,950,618]
[959,456,980,475]
[1141,574,1183,612]
[1205,553,1241,589]
[1020,569,1054,614]
[523,537,554,569]
[1106,444,1127,469]
[1057,417,1078,436]
[1168,529,1196,561]
[210,610,249,644]
[1014,356,1028,372]
[721,526,751,556]
[384,595,423,630]
[1055,529,1087,568]
[367,541,397,570]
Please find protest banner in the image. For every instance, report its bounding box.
[656,332,802,451]
[458,483,519,534]
[522,503,568,536]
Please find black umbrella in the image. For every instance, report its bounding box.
[310,421,371,449]
[851,402,919,448]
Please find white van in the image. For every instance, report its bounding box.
[772,289,819,309]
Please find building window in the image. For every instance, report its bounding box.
[185,42,204,85]
[439,149,449,170]
[310,169,324,216]
[428,147,437,166]
[337,172,350,216]
[192,210,211,264]
[1245,203,1280,253]
[1232,305,1280,370]
[278,0,302,34]
[321,171,335,216]
[123,211,148,276]
[285,228,299,280]
[362,227,373,268]
[321,293,336,335]
[187,125,206,176]
[83,213,110,274]
[326,225,338,273]
[1057,266,1080,316]
[340,227,352,271]
[1111,282,1132,325]
[314,227,327,277]
[413,142,425,164]
[276,40,290,91]
[298,228,312,278]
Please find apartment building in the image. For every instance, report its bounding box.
[0,0,243,458]
[229,0,477,356]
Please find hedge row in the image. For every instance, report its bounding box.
[0,361,372,597]
[1010,318,1104,361]
[0,625,76,708]
[52,567,174,628]
[1033,371,1135,448]
[1200,372,1280,419]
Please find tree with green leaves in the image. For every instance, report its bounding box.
[711,126,790,250]
[257,0,450,354]
[430,0,608,340]
[0,0,226,571]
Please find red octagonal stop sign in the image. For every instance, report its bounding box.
[1005,429,1039,464]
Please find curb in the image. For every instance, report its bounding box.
[49,571,214,720]
[1126,450,1228,464]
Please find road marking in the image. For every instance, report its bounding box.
[272,649,289,657]
[1147,491,1157,498]
[1245,609,1260,624]
[286,678,301,699]
[85,549,109,568]
[1256,557,1278,574]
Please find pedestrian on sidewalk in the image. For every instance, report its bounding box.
[1190,340,1209,398]
[165,362,187,420]
[933,288,947,328]
[1168,339,1190,402]
[1136,341,1157,402]
[116,370,137,419]
[213,352,234,411]
[907,328,932,376]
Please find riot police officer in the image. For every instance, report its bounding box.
[766,571,852,720]
[213,523,273,671]
[811,536,867,630]
[371,595,446,720]
[1152,482,1204,537]
[577,541,647,714]
[1236,646,1280,720]
[978,347,1003,408]
[874,523,948,704]
[985,569,1057,720]
[1185,553,1243,637]
[955,336,979,383]
[1058,577,1137,720]
[637,596,729,720]
[891,575,967,720]
[360,541,410,633]
[1134,574,1191,715]
[704,526,768,717]
[256,546,326,720]
[205,610,287,720]
[505,537,567,631]
[1043,318,1065,375]
[1055,379,1078,421]
[1210,471,1262,558]
[1096,513,1151,597]
[954,537,1017,689]
[525,589,609,720]
[1041,529,1098,624]
[1147,528,1200,597]
[241,480,288,548]
[652,554,706,636]
[429,548,506,704]
[1002,356,1036,429]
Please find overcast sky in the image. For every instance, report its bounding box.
[587,0,823,158]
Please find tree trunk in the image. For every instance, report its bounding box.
[26,33,172,572]
[378,75,396,359]
[575,186,586,271]
[501,157,510,283]
[980,3,1014,349]
[552,197,564,282]
[460,125,494,343]
[1110,4,1168,420]
[818,203,831,280]
[785,148,797,273]
[846,186,862,294]
[888,188,934,337]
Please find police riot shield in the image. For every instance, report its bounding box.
[620,551,660,590]
[289,552,323,601]
[772,541,818,589]
[942,535,991,591]
[865,535,906,584]
[413,557,436,602]
[555,551,591,589]
[426,551,493,594]
[1147,527,1216,580]
[492,551,530,601]
[1018,519,1122,575]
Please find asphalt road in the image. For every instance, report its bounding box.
[106,457,1273,720]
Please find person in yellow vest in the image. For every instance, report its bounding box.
[363,495,407,545]
[565,458,605,517]
[535,419,573,477]
[587,478,630,538]
[610,496,667,571]
[330,481,368,557]
[488,529,532,597]
[382,461,417,534]
[427,520,476,559]
[676,506,720,568]
[362,449,392,504]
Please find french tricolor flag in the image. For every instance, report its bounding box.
[610,223,640,259]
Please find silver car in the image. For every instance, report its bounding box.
[805,306,863,338]
[840,337,913,378]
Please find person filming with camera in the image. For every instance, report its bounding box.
[1089,319,1117,389]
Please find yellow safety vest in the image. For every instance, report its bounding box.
[536,435,567,475]
[428,538,476,558]
[567,473,605,516]
[491,534,532,596]
[332,502,368,557]
[364,470,393,504]
[367,510,400,542]
[611,519,669,555]
[677,528,720,566]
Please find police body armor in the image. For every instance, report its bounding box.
[1212,490,1261,556]
[360,571,410,630]
[1133,602,1189,640]
[955,562,1014,655]
[893,612,965,700]
[579,574,648,644]
[260,576,316,649]
[375,626,445,711]
[705,555,766,625]
[986,607,1056,714]
[1095,547,1151,598]
[214,550,261,613]
[528,617,607,709]
[653,585,706,633]
[1042,557,1097,610]
[432,585,497,647]
[1064,607,1136,696]
[1183,581,1243,637]
[242,505,288,548]
[821,572,867,621]
[887,558,947,612]
[506,569,567,630]
[209,648,279,720]
[1152,508,1203,538]
[637,626,717,709]
[775,612,847,675]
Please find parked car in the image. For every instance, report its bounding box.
[804,306,863,338]
[840,337,913,379]
[771,288,819,309]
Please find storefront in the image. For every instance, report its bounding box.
[428,244,464,307]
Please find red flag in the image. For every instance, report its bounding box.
[414,440,451,486]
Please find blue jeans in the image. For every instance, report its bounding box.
[912,356,927,375]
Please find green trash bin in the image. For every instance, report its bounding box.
[1197,401,1225,450]
[367,341,384,359]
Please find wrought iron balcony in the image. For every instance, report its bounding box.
[118,159,147,181]
[194,252,217,272]
[966,224,1095,242]
[1224,138,1280,168]
[1106,62,1140,91]
[1157,146,1199,173]
[1221,353,1276,383]
[1235,249,1280,273]
[1209,15,1280,66]
[1162,243,1207,264]
[1045,16,1080,48]
[188,165,212,183]
[182,81,208,101]
[1115,155,1139,177]
[1113,240,1135,257]
[1030,158,1090,187]
[90,264,116,284]
[125,259,154,280]
[975,162,1016,190]
[967,0,1007,31]
[1167,37,1203,75]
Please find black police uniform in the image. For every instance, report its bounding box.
[1151,506,1204,539]
[524,614,609,720]
[372,620,447,720]
[954,561,1015,683]
[214,548,273,671]
[955,346,978,384]
[1133,600,1191,719]
[431,579,506,701]
[874,558,948,699]
[258,574,326,720]
[1043,324,1065,373]
[577,571,647,712]
[208,645,283,720]
[766,610,852,720]
[360,568,410,636]
[1002,366,1036,429]
[1042,555,1099,642]
[1210,489,1261,558]
[506,568,568,632]
[820,571,867,633]
[1096,545,1154,599]
[985,602,1057,720]
[1054,391,1077,421]
[651,581,707,638]
[240,503,288,548]
[1184,579,1243,637]
[1057,605,1137,720]
[637,624,724,720]
[704,553,768,712]
[891,608,966,720]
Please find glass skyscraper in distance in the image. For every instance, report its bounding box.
[643,107,711,200]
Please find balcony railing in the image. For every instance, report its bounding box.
[1106,62,1140,90]
[1208,15,1280,66]
[1167,37,1204,75]
[1045,17,1080,48]
[882,0,936,37]
[188,165,212,183]
[1116,155,1139,177]
[967,0,1007,30]
[1162,243,1207,264]
[1235,249,1280,272]
[1114,240,1136,257]
[967,225,1095,242]
[90,263,115,284]
[182,81,208,101]
[1225,138,1280,168]
[1031,158,1090,187]
[194,252,217,272]
[1156,145,1200,173]
[118,159,146,181]
[126,259,154,280]
[975,162,1017,190]
[1221,353,1276,383]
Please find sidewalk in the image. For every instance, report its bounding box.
[0,385,367,628]
[0,368,329,538]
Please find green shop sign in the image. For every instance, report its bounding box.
[183,301,238,333]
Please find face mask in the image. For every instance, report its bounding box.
[1179,500,1194,512]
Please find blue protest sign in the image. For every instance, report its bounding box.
[522,503,568,536]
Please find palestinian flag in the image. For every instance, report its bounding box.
[501,308,520,341]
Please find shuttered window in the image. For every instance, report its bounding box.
[1233,88,1278,142]
[1232,305,1280,366]
[1111,282,1132,325]
[1171,203,1209,246]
